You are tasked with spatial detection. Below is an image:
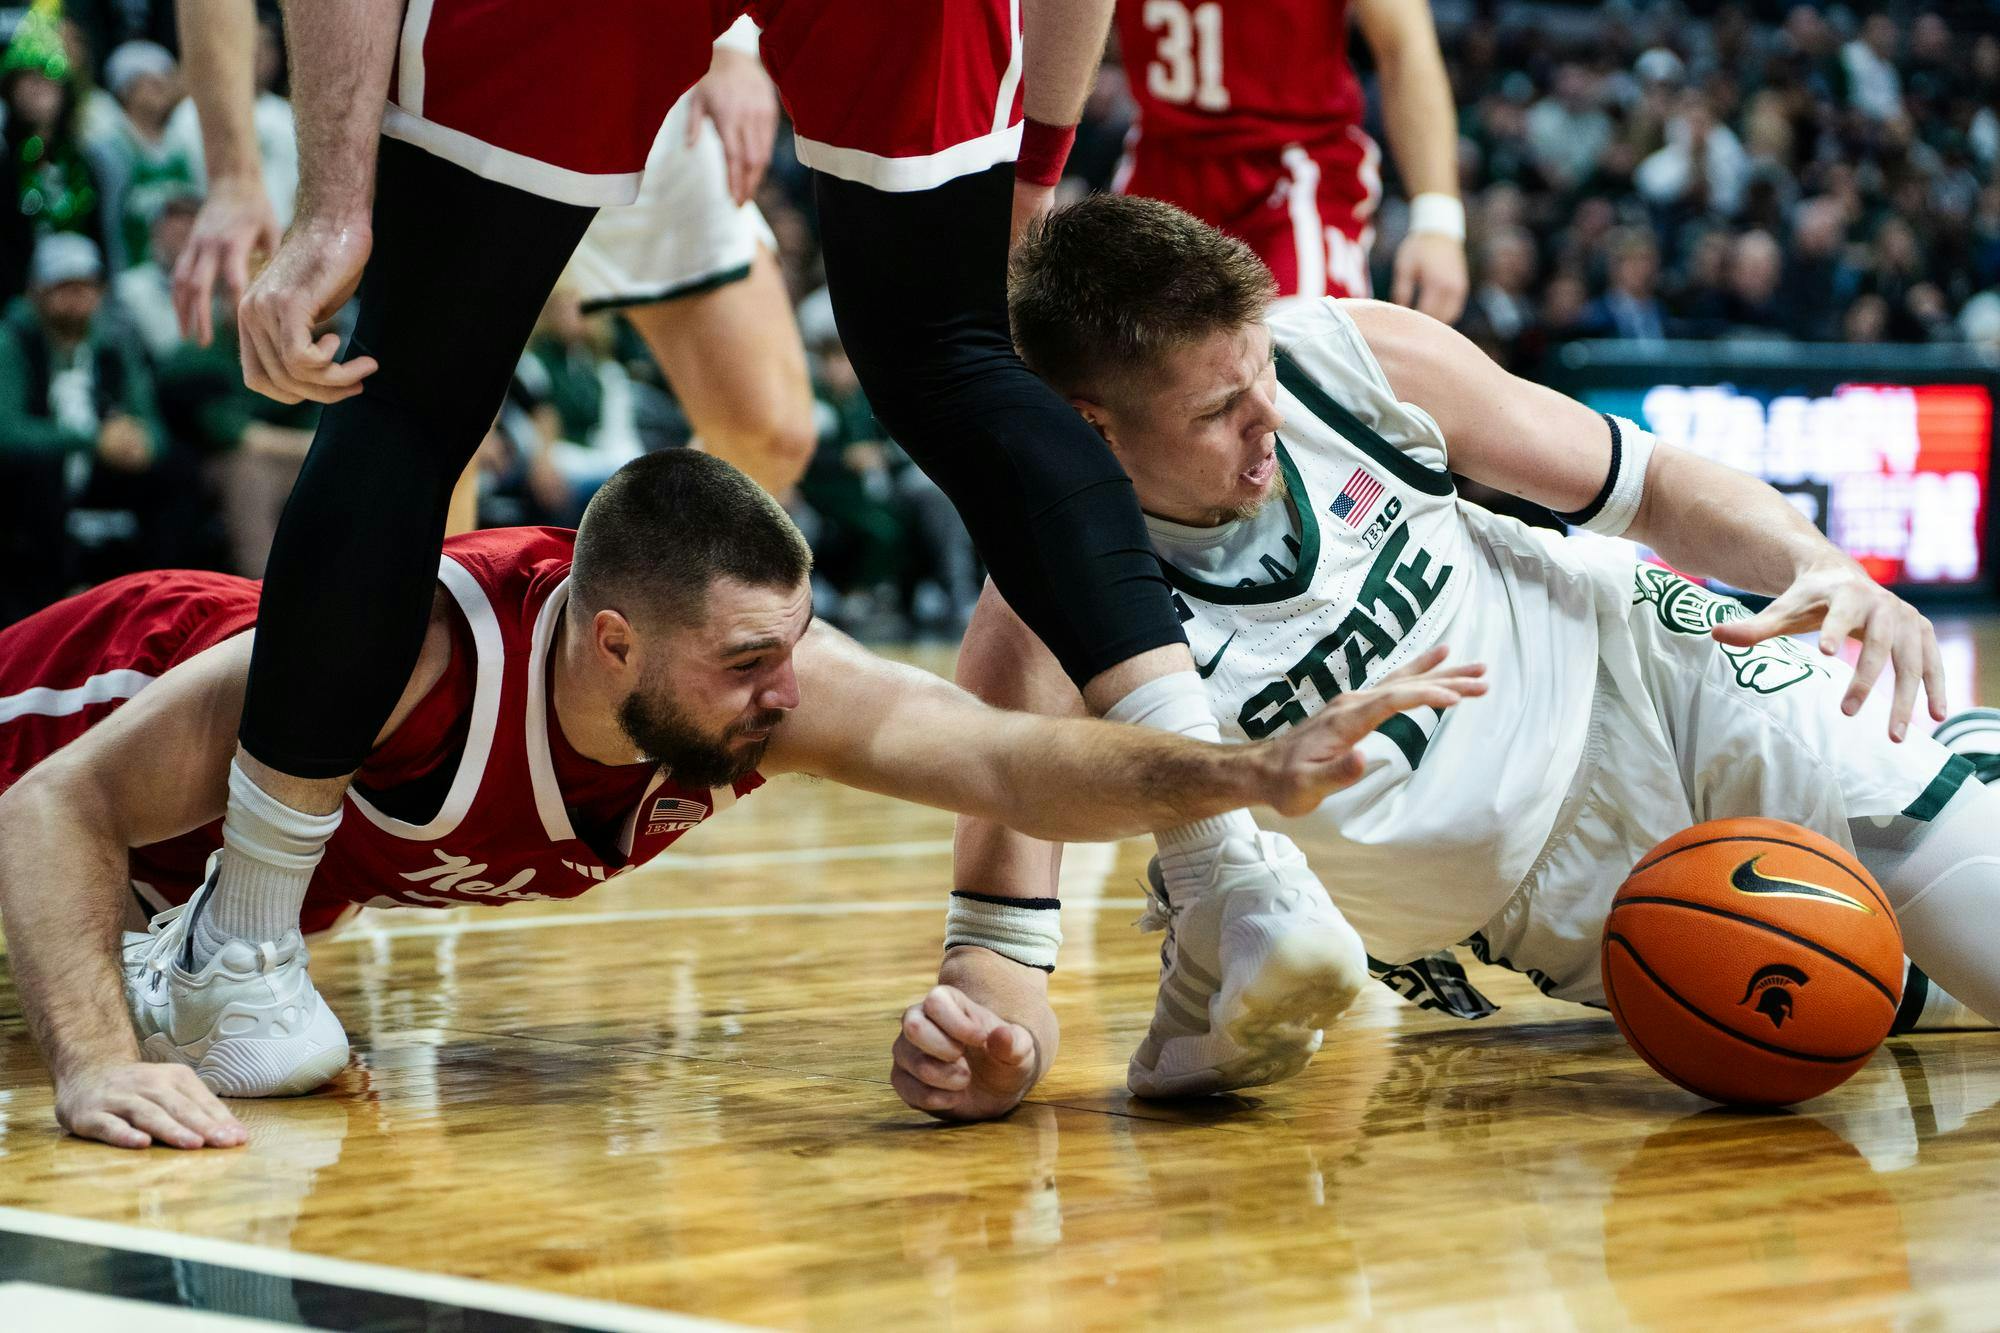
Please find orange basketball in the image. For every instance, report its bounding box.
[1601,817,1903,1107]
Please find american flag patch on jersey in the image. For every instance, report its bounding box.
[1329,467,1386,526]
[645,796,709,835]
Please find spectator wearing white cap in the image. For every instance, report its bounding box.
[84,39,194,270]
[0,234,183,625]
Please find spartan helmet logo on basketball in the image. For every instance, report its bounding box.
[1740,963,1810,1029]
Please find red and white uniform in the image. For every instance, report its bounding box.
[0,529,761,936]
[384,0,1024,205]
[1113,0,1383,300]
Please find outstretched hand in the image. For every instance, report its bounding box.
[1710,562,1945,741]
[1258,646,1488,817]
[892,985,1040,1122]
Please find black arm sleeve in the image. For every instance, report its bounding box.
[813,164,1185,688]
[238,138,596,777]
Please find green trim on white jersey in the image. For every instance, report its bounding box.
[1275,350,1455,497]
[1158,442,1323,606]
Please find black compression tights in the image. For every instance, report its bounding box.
[239,138,596,777]
[814,164,1184,688]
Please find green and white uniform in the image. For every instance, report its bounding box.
[1148,299,1975,1007]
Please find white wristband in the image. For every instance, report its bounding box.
[1559,415,1655,538]
[1408,193,1466,241]
[946,891,1063,972]
[713,15,760,57]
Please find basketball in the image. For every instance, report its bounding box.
[1601,818,1904,1107]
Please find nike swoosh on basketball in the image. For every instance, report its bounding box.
[1195,632,1238,680]
[1729,854,1874,914]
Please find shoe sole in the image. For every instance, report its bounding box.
[1130,1033,1322,1099]
[1218,928,1366,1053]
[143,1032,350,1098]
[140,996,351,1099]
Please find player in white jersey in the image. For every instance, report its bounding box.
[889,195,1997,1121]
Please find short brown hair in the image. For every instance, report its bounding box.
[571,451,812,629]
[1008,194,1275,403]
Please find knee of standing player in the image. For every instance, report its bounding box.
[704,407,815,493]
[753,408,817,491]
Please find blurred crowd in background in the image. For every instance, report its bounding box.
[4,0,2000,630]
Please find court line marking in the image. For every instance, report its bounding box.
[334,897,1151,943]
[0,1282,296,1331]
[0,1206,752,1333]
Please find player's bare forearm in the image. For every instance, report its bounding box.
[178,0,262,183]
[1020,0,1115,123]
[1357,0,1458,199]
[1364,302,1853,593]
[774,624,1265,839]
[941,947,1059,1089]
[286,0,402,223]
[1628,444,1851,596]
[0,770,147,1084]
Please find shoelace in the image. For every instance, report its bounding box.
[1134,872,1178,935]
[137,901,195,977]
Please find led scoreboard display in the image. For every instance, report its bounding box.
[1556,345,1999,595]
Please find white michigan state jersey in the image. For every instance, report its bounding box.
[1147,298,1636,966]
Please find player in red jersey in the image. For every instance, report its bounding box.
[182,0,1349,1110]
[1114,0,1468,318]
[0,452,1487,1150]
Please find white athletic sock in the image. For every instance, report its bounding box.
[1107,672,1259,901]
[193,759,343,964]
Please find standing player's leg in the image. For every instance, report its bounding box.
[815,165,1368,1094]
[178,140,595,1090]
[624,248,816,498]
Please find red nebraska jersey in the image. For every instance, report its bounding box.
[0,529,761,935]
[1115,0,1363,157]
[385,0,1023,205]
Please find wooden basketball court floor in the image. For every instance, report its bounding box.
[4,624,2000,1331]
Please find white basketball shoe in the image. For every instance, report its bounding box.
[1127,831,1370,1098]
[122,858,349,1097]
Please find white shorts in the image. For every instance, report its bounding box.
[567,95,777,313]
[1464,565,1973,1008]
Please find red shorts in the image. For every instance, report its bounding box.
[385,0,1024,205]
[1116,125,1382,300]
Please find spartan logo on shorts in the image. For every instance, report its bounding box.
[1632,565,1826,695]
[1740,962,1809,1028]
